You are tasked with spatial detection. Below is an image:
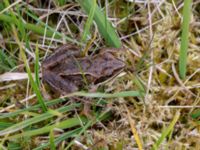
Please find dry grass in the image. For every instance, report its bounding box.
[0,0,200,149]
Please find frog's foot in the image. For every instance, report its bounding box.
[88,84,99,93]
[81,101,93,119]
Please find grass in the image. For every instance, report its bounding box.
[78,0,121,48]
[0,0,200,149]
[151,111,180,150]
[0,50,16,72]
[0,14,61,39]
[80,0,96,43]
[63,90,143,98]
[0,104,81,136]
[179,0,192,79]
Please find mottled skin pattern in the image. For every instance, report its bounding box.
[42,45,125,94]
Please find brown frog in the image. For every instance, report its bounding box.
[42,44,125,95]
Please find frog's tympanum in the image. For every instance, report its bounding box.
[42,45,125,95]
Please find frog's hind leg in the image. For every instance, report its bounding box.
[82,99,93,119]
[43,71,78,95]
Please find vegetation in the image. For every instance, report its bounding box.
[0,0,199,149]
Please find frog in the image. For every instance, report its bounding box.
[42,44,125,95]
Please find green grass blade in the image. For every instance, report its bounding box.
[7,5,48,112]
[67,90,143,98]
[49,130,56,150]
[0,99,80,119]
[5,2,48,112]
[77,0,121,48]
[16,5,26,40]
[0,122,14,130]
[65,111,111,149]
[56,0,67,6]
[1,51,15,68]
[33,128,82,150]
[179,0,192,79]
[34,44,40,87]
[16,39,47,112]
[20,47,48,112]
[151,111,180,150]
[7,142,22,150]
[0,13,61,38]
[0,50,16,72]
[0,105,78,136]
[0,13,80,45]
[8,117,88,139]
[34,112,111,149]
[81,0,96,42]
[191,110,200,119]
[24,10,82,45]
[65,118,93,149]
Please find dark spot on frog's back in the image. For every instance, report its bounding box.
[80,58,92,70]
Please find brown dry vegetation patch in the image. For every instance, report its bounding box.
[0,0,200,149]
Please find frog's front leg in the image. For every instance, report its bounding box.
[43,70,78,94]
[82,99,93,119]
